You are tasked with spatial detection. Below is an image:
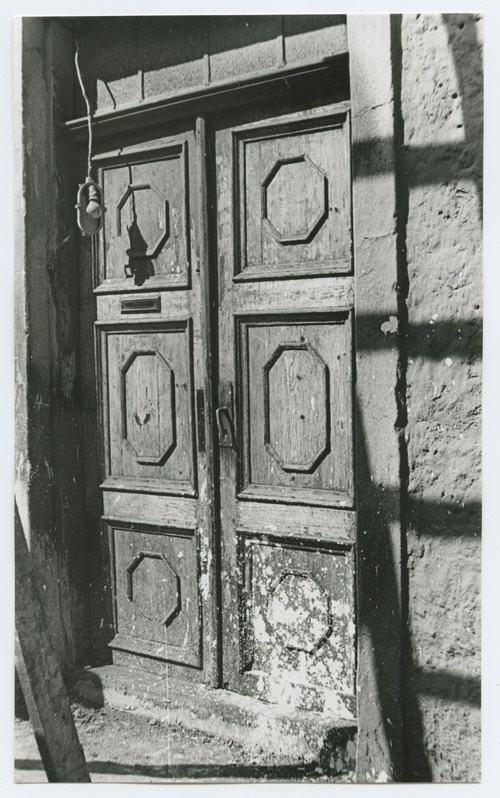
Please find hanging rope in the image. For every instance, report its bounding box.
[74,38,104,235]
[74,38,93,179]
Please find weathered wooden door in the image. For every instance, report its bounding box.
[92,118,216,681]
[215,101,356,717]
[90,98,355,714]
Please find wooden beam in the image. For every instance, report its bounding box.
[15,500,91,783]
[63,55,349,143]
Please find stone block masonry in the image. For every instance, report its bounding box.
[402,12,482,782]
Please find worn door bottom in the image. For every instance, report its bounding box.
[72,664,357,777]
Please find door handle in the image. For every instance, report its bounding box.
[216,406,236,448]
[216,382,235,449]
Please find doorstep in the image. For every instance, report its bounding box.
[72,665,357,776]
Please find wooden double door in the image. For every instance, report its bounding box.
[92,96,356,717]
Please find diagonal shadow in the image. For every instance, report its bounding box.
[355,396,432,782]
[353,15,483,219]
[415,669,480,707]
[356,316,481,361]
[442,14,483,222]
[350,393,479,781]
[356,14,482,782]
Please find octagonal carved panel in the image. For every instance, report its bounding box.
[116,182,170,259]
[263,343,330,472]
[261,155,328,245]
[126,551,181,626]
[121,349,176,465]
[269,570,331,653]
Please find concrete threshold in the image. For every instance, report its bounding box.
[72,665,357,777]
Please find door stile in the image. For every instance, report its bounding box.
[215,117,240,689]
[195,114,222,687]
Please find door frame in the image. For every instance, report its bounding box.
[65,22,402,776]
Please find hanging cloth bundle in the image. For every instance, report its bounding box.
[74,40,105,236]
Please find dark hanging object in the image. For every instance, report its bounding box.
[74,40,105,236]
[76,176,105,236]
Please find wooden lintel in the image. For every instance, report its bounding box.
[63,55,349,143]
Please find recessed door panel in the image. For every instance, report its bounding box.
[100,321,196,496]
[235,114,351,280]
[238,314,353,506]
[110,523,201,667]
[98,144,190,291]
[238,535,355,714]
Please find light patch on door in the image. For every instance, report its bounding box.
[269,570,331,653]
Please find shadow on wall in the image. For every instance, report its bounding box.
[354,15,483,226]
[355,398,481,782]
[355,12,481,783]
[442,13,483,220]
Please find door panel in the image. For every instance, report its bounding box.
[110,522,201,667]
[99,321,196,495]
[238,314,353,506]
[98,144,190,290]
[238,536,355,712]
[216,102,356,717]
[234,114,351,280]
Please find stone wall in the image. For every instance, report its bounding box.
[75,15,347,116]
[401,12,482,781]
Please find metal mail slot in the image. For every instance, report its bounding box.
[120,295,161,314]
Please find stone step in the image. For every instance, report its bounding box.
[72,664,357,777]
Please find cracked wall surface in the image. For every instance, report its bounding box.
[402,12,482,782]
